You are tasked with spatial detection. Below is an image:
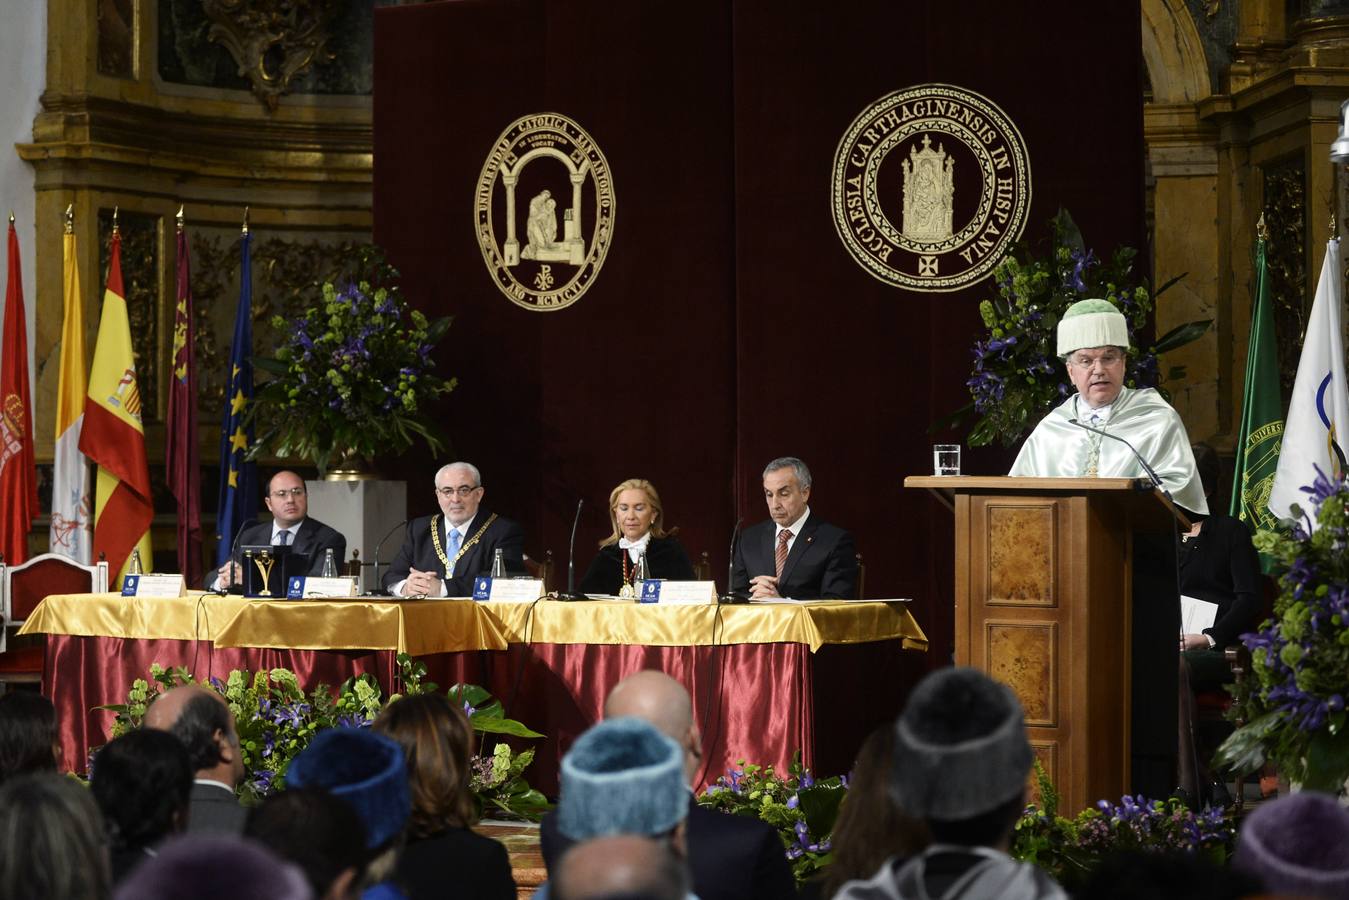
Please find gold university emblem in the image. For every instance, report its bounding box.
[476,113,615,312]
[831,85,1031,292]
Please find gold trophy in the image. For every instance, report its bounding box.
[248,548,277,597]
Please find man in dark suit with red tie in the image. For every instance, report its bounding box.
[731,456,858,600]
[382,461,526,597]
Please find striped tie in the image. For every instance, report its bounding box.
[775,529,792,582]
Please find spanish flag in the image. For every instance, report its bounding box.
[50,210,93,563]
[80,227,153,580]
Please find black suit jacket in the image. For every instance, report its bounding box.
[381,509,526,596]
[396,826,516,900]
[209,517,346,593]
[186,781,246,836]
[578,535,697,595]
[731,514,857,599]
[540,796,797,900]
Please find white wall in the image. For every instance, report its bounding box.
[0,2,46,383]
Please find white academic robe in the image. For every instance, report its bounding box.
[1009,386,1208,515]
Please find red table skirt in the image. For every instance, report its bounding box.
[45,635,921,791]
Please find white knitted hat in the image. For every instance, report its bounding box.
[1057,298,1129,356]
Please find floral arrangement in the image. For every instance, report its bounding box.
[1012,764,1235,891]
[1216,467,1349,793]
[960,209,1209,447]
[251,249,455,475]
[699,753,845,884]
[101,654,548,821]
[699,756,1236,888]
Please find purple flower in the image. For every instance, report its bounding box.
[786,795,799,810]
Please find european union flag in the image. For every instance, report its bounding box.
[216,229,258,565]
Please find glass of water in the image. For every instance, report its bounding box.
[933,444,961,476]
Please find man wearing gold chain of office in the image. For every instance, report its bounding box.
[1009,298,1207,515]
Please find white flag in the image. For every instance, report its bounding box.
[1268,237,1349,528]
[50,225,92,563]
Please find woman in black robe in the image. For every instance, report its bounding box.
[579,478,695,596]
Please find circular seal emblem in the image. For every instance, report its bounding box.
[475,113,615,311]
[831,85,1031,292]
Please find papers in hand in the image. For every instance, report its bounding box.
[1180,594,1218,636]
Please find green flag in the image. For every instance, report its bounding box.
[1230,228,1283,541]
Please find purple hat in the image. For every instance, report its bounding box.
[1233,791,1349,898]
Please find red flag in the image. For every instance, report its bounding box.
[167,216,202,584]
[0,219,38,565]
[80,229,154,578]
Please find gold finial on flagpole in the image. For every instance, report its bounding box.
[112,206,120,235]
[1331,212,1338,236]
[241,206,250,235]
[64,204,74,234]
[1256,212,1267,242]
[7,211,13,225]
[176,205,185,233]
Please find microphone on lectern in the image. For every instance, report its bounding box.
[555,499,588,601]
[719,518,748,604]
[1068,418,1168,496]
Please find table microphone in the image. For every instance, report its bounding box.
[215,518,254,595]
[368,519,409,596]
[555,499,588,601]
[1068,418,1168,496]
[719,518,749,604]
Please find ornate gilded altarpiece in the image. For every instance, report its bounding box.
[21,0,383,562]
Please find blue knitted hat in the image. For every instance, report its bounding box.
[557,717,687,841]
[286,727,410,850]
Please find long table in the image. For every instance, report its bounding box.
[21,594,927,791]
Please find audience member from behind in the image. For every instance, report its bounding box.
[1076,849,1260,900]
[246,787,368,900]
[543,717,693,900]
[90,728,193,883]
[553,834,689,900]
[836,667,1067,900]
[286,727,412,900]
[112,834,312,900]
[0,773,112,900]
[0,690,60,782]
[1232,790,1349,897]
[811,725,929,899]
[542,669,796,900]
[143,685,247,834]
[373,693,516,900]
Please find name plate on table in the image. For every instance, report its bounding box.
[473,577,545,603]
[638,581,717,605]
[121,574,186,598]
[286,576,358,599]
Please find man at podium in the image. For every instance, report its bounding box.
[1008,298,1207,515]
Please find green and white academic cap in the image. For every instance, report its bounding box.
[1056,298,1129,357]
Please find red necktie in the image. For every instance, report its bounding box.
[776,529,792,581]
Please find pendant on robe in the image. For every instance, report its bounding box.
[618,582,635,600]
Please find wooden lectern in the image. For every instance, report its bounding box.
[904,476,1190,816]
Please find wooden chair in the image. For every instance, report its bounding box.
[523,551,554,593]
[0,553,110,691]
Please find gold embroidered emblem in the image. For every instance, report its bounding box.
[831,84,1032,292]
[475,113,615,312]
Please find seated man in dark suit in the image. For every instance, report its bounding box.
[144,685,246,836]
[382,461,526,597]
[542,671,797,900]
[732,456,858,600]
[209,470,347,593]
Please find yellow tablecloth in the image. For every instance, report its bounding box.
[20,594,927,655]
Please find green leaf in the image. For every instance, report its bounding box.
[251,356,290,376]
[1153,272,1186,298]
[798,782,846,838]
[1303,727,1349,792]
[471,715,545,739]
[1151,319,1211,354]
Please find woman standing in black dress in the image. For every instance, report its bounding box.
[579,478,696,597]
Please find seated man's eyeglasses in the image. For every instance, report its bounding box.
[270,487,306,499]
[436,485,482,498]
[1067,351,1124,369]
